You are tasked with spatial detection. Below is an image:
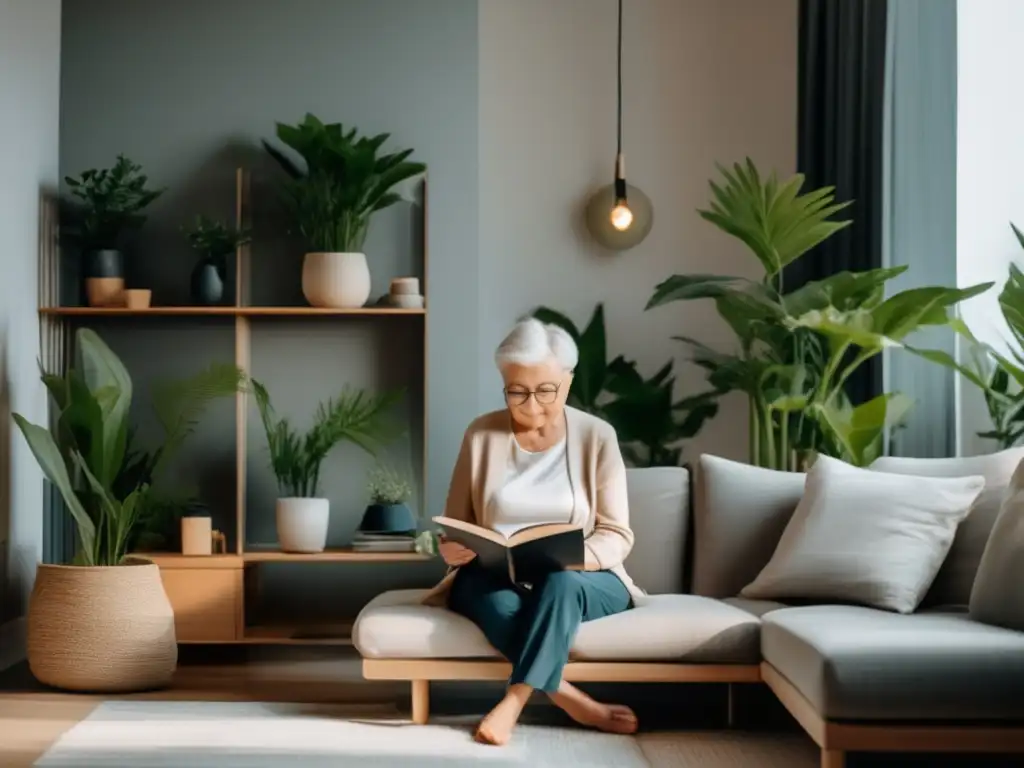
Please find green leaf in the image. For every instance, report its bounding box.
[696,159,853,278]
[782,267,908,317]
[872,283,993,341]
[812,392,914,467]
[12,415,97,565]
[76,328,132,487]
[645,274,750,308]
[574,304,608,409]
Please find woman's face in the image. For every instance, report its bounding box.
[501,357,572,430]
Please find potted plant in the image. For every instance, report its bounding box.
[644,159,992,469]
[63,155,165,307]
[183,215,251,305]
[11,328,244,692]
[262,113,426,308]
[360,464,416,535]
[532,303,718,467]
[251,379,403,552]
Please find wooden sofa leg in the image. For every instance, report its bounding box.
[411,680,429,724]
[821,749,845,768]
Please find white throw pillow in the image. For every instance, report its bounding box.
[969,457,1024,631]
[740,454,985,614]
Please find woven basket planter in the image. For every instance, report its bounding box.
[27,559,178,692]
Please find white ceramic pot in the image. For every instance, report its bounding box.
[276,497,330,553]
[302,252,371,308]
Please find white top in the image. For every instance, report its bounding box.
[487,436,574,538]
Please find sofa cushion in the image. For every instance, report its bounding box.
[623,467,689,595]
[353,589,762,663]
[870,447,1024,607]
[741,455,984,614]
[723,596,789,619]
[971,457,1024,631]
[762,605,1024,720]
[693,455,805,598]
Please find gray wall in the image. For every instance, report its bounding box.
[0,0,62,665]
[60,0,476,613]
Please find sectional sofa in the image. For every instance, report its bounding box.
[353,450,1024,768]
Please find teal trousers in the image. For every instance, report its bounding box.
[448,563,631,693]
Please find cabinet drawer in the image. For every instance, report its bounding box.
[160,568,241,642]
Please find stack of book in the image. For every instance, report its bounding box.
[350,531,418,553]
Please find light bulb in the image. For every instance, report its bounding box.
[610,203,633,231]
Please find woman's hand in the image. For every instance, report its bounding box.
[439,537,477,567]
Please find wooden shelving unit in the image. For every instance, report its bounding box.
[39,167,434,646]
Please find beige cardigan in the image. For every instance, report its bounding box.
[422,405,645,604]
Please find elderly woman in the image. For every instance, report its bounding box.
[432,317,644,745]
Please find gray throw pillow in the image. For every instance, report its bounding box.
[693,455,805,598]
[741,455,984,614]
[970,457,1024,631]
[870,448,1024,607]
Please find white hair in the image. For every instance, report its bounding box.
[494,318,578,372]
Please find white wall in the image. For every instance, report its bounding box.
[478,0,798,462]
[955,0,1024,456]
[0,0,62,668]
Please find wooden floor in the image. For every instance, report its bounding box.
[0,646,406,767]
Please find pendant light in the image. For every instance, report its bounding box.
[585,0,653,251]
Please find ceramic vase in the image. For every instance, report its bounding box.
[276,497,330,553]
[301,252,371,308]
[84,249,125,307]
[190,260,225,305]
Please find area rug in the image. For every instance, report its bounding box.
[35,700,817,767]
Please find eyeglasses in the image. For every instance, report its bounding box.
[504,382,562,406]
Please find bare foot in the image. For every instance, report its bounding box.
[474,684,532,745]
[549,682,639,735]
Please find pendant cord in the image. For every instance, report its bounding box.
[616,0,623,157]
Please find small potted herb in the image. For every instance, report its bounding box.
[183,215,251,305]
[63,155,165,307]
[360,465,416,535]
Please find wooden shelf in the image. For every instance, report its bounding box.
[243,545,430,563]
[243,622,354,646]
[136,553,243,570]
[39,305,425,317]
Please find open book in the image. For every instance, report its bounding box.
[432,516,584,584]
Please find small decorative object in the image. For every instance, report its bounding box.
[62,155,165,306]
[11,328,244,691]
[183,215,250,306]
[360,465,416,534]
[180,515,226,556]
[123,288,152,310]
[584,0,653,252]
[251,378,404,553]
[263,113,426,308]
[387,276,425,309]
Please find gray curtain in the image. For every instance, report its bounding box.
[881,0,958,457]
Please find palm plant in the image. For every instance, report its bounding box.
[252,380,404,498]
[531,304,718,467]
[645,159,992,469]
[263,113,426,253]
[12,329,245,565]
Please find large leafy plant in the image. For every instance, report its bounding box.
[531,304,718,467]
[63,155,165,252]
[936,228,1024,449]
[253,380,404,498]
[12,329,245,565]
[263,113,426,253]
[645,159,991,469]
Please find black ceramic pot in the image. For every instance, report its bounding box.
[358,503,416,534]
[85,249,124,278]
[190,260,224,305]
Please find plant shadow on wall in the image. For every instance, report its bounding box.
[11,328,245,565]
[530,305,718,467]
[644,160,992,470]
